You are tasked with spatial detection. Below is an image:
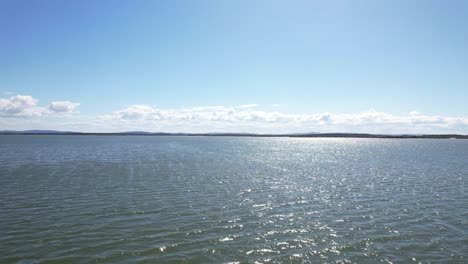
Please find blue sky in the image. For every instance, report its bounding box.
[1,0,468,133]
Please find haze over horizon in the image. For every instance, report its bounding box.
[1,0,468,134]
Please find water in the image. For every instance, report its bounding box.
[1,136,467,263]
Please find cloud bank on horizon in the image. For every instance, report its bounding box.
[1,94,468,134]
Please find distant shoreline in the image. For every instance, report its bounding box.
[1,132,467,139]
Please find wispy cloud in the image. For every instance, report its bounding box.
[238,104,259,108]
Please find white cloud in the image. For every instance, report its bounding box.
[1,94,468,134]
[48,101,80,113]
[0,95,79,116]
[114,105,160,120]
[98,105,468,134]
[0,95,45,116]
[238,104,259,108]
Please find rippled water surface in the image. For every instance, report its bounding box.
[1,136,467,263]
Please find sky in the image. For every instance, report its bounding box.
[1,0,468,133]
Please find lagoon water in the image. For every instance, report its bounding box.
[0,136,467,263]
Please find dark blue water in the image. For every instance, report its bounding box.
[1,136,467,263]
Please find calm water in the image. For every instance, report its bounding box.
[1,136,467,263]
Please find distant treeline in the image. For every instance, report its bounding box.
[1,131,467,139]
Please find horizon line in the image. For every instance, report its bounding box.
[1,130,467,139]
